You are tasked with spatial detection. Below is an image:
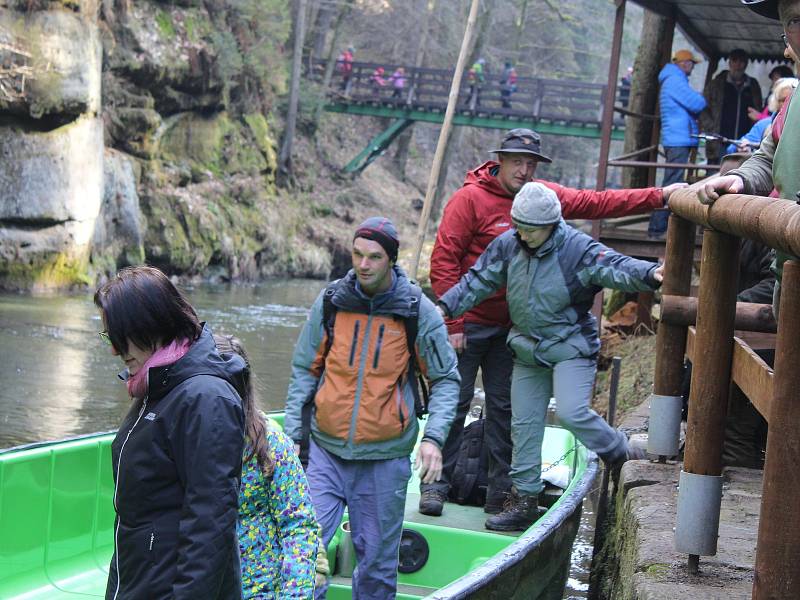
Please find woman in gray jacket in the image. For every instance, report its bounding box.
[438,182,663,532]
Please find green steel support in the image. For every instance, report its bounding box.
[343,118,414,174]
[327,102,624,141]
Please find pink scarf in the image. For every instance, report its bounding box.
[126,338,192,399]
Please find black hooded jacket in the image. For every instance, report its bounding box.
[105,326,246,600]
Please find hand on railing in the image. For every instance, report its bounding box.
[662,182,689,207]
[696,175,744,205]
[653,263,665,284]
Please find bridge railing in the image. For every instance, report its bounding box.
[650,188,800,599]
[308,59,626,128]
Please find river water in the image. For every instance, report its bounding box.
[0,281,592,598]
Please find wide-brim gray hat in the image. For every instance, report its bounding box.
[489,128,552,163]
[741,0,779,19]
[511,182,561,226]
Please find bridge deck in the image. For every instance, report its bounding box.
[312,60,626,140]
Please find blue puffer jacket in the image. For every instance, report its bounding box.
[438,222,659,368]
[659,62,707,148]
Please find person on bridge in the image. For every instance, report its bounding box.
[436,183,662,531]
[466,58,486,108]
[500,62,518,108]
[336,46,355,94]
[649,49,707,238]
[284,217,460,599]
[370,66,387,95]
[417,127,687,518]
[700,48,763,164]
[390,67,406,99]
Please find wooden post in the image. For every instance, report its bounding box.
[653,215,694,396]
[679,230,739,568]
[684,230,740,473]
[409,0,480,279]
[753,260,800,599]
[594,0,626,197]
[591,0,625,319]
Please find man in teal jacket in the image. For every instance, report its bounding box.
[284,217,460,598]
[438,184,661,531]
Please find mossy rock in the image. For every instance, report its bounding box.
[159,112,268,178]
[0,249,91,291]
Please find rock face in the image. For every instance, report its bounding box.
[0,1,104,291]
[0,0,320,291]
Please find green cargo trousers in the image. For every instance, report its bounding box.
[509,357,629,495]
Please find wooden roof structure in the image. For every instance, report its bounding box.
[630,0,785,62]
[595,0,789,202]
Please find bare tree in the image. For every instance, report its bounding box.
[278,0,309,185]
[392,0,437,179]
[313,0,354,128]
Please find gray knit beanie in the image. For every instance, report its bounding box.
[510,182,561,226]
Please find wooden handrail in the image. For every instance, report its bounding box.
[668,189,800,258]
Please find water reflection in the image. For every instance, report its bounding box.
[0,280,324,449]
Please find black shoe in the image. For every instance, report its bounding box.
[484,487,542,532]
[418,489,447,516]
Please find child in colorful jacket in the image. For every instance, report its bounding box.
[438,183,663,532]
[215,335,320,599]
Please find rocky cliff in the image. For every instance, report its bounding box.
[0,0,337,291]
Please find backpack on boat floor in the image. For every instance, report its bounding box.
[448,414,489,506]
[298,279,429,467]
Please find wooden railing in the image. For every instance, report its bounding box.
[650,188,800,599]
[308,59,628,128]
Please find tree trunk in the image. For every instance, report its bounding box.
[431,0,493,213]
[278,0,309,185]
[313,0,353,127]
[514,0,529,56]
[311,2,335,61]
[622,9,672,189]
[391,0,436,179]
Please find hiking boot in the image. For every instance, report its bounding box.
[483,491,508,515]
[418,489,447,516]
[484,487,542,532]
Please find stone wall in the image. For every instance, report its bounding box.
[0,1,104,291]
[0,0,330,291]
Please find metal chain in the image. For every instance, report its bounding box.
[540,445,577,474]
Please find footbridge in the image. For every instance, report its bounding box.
[310,60,627,174]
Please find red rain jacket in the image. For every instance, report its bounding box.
[430,161,665,334]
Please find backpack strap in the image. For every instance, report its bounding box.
[404,285,429,416]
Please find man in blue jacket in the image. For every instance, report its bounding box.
[650,48,707,237]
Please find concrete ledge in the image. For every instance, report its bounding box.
[601,456,762,599]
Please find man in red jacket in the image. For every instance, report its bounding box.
[419,128,685,516]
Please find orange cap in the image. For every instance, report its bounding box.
[672,49,702,63]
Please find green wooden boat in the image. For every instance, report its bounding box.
[0,415,597,599]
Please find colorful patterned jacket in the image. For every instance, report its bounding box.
[238,423,318,599]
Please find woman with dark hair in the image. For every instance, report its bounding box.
[213,334,321,599]
[95,266,245,600]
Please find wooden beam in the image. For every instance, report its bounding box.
[685,328,773,422]
[661,295,777,333]
[731,337,773,422]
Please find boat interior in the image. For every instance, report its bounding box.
[0,416,585,599]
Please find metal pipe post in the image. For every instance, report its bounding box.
[752,260,800,599]
[648,214,694,458]
[675,230,740,565]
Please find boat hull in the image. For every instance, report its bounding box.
[0,421,597,599]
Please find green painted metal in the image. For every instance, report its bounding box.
[0,419,590,599]
[327,102,625,141]
[343,118,414,174]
